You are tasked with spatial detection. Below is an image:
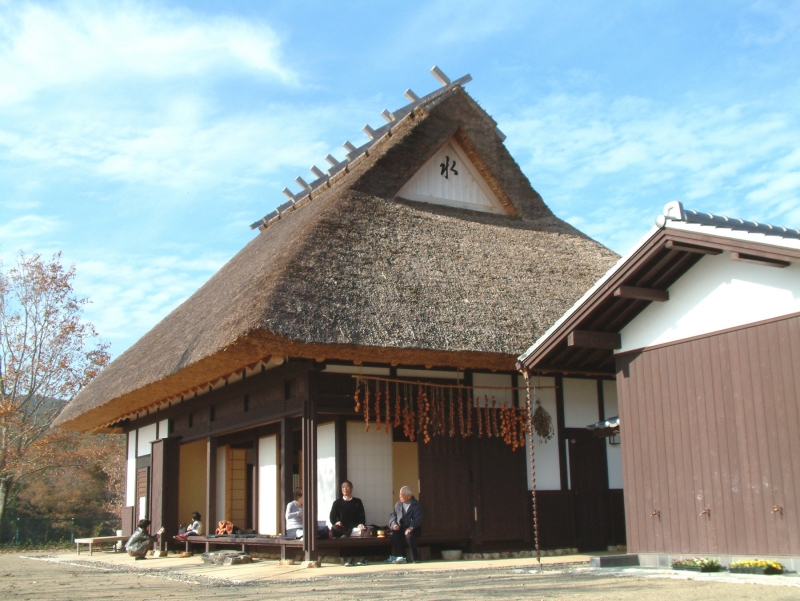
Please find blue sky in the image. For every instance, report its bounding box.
[1,0,799,357]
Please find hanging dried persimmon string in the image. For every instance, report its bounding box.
[364,379,371,432]
[458,388,465,438]
[394,381,402,428]
[351,374,554,450]
[384,380,391,433]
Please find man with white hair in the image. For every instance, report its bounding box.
[385,485,424,564]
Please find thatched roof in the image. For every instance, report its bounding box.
[55,86,618,432]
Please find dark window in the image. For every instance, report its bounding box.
[244,394,250,412]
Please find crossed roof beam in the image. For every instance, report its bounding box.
[250,66,474,230]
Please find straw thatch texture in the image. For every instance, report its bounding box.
[55,88,617,432]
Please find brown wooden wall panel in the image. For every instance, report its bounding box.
[418,436,472,540]
[473,438,528,544]
[535,491,576,550]
[121,506,136,537]
[617,313,800,556]
[150,438,180,542]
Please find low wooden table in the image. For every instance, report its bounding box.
[175,534,392,560]
[75,536,127,555]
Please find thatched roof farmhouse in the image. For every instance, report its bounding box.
[56,71,616,433]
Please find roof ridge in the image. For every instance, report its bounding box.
[250,66,482,231]
[656,201,800,240]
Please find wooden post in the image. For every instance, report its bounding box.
[280,418,294,535]
[334,416,347,488]
[206,437,217,533]
[150,438,180,551]
[302,372,318,561]
[253,431,260,534]
[555,375,568,491]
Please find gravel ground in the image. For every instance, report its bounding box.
[0,553,798,600]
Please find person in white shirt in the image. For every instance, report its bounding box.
[186,511,203,536]
[286,489,303,538]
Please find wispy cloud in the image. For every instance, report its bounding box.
[0,2,368,193]
[501,91,800,252]
[73,251,228,352]
[0,1,295,105]
[0,214,61,248]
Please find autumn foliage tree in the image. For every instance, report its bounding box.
[0,252,114,520]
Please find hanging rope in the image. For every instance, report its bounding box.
[525,372,542,570]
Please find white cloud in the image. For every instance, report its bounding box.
[0,2,295,105]
[74,251,227,354]
[0,3,372,192]
[0,214,61,249]
[501,91,800,252]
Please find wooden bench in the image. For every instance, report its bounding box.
[75,536,128,555]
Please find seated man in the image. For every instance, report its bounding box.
[385,486,423,564]
[329,480,367,567]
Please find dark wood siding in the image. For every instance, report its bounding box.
[617,313,800,556]
[150,438,180,543]
[418,436,472,541]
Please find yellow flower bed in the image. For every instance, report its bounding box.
[730,559,784,571]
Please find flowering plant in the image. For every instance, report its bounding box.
[731,559,784,571]
[671,557,720,568]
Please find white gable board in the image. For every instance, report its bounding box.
[396,138,508,214]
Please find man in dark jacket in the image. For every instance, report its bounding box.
[386,486,423,564]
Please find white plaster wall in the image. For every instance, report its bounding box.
[525,376,561,491]
[346,421,393,527]
[472,373,513,406]
[603,380,624,490]
[157,419,169,439]
[563,378,599,428]
[216,446,227,524]
[126,431,136,507]
[137,423,158,457]
[317,423,337,525]
[620,252,800,352]
[258,435,278,535]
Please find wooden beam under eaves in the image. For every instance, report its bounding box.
[665,240,722,255]
[731,252,790,268]
[613,285,669,302]
[567,330,621,350]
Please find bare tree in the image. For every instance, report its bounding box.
[0,252,110,519]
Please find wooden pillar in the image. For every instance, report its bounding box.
[253,431,260,533]
[302,372,318,561]
[280,417,294,535]
[555,375,568,491]
[597,378,606,421]
[334,416,347,488]
[206,436,217,533]
[150,437,180,550]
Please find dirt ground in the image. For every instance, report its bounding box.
[1,553,798,601]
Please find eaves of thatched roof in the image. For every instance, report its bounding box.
[55,84,618,432]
